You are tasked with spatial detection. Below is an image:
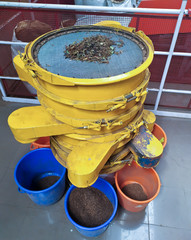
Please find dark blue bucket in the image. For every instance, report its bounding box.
[14,148,66,206]
[64,178,118,237]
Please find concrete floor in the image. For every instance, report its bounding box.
[0,100,191,240]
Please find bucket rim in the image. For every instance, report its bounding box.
[115,163,161,204]
[153,123,167,148]
[14,148,66,194]
[64,177,118,231]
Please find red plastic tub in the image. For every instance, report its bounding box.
[30,137,50,150]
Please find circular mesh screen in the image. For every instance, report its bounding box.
[32,26,148,79]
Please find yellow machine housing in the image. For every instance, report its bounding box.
[8,21,163,187]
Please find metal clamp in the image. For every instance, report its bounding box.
[106,88,148,113]
[134,89,148,102]
[77,121,103,131]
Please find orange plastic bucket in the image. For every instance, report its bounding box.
[115,161,161,212]
[30,137,50,150]
[152,123,167,148]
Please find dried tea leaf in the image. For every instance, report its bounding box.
[64,34,124,64]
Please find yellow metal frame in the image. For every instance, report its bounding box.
[27,69,150,111]
[51,110,156,187]
[37,93,146,130]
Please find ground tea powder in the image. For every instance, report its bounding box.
[31,175,60,191]
[122,183,148,201]
[68,187,113,227]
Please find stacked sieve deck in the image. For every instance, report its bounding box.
[8,22,163,187]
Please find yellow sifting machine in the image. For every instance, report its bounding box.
[8,21,163,187]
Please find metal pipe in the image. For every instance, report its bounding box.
[0,12,21,30]
[154,51,191,57]
[0,80,6,97]
[154,0,188,111]
[0,41,27,46]
[0,1,186,15]
[151,110,191,119]
[2,96,40,104]
[148,88,191,95]
[0,76,20,80]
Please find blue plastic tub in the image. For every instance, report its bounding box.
[64,177,118,237]
[14,148,66,205]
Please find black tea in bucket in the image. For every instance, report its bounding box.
[14,148,66,205]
